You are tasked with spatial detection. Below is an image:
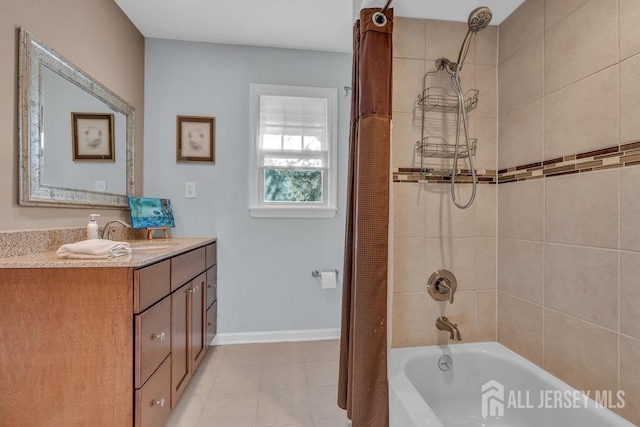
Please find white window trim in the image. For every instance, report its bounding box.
[249,83,338,219]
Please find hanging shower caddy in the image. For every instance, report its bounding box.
[414,70,479,175]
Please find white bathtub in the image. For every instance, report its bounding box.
[389,342,633,427]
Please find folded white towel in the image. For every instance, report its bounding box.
[56,239,132,259]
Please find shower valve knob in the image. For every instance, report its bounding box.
[427,270,457,304]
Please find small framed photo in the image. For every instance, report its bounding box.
[176,115,215,163]
[71,112,115,162]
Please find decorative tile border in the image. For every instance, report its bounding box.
[393,140,640,184]
[393,167,497,184]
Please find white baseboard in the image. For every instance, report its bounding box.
[210,328,340,345]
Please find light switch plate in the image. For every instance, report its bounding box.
[185,181,196,199]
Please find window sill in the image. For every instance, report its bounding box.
[249,205,337,219]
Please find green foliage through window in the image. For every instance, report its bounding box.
[264,169,323,202]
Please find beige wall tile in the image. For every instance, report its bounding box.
[620,0,640,60]
[393,58,425,113]
[498,99,544,169]
[426,290,476,344]
[394,17,426,60]
[476,290,497,342]
[545,0,590,30]
[393,183,426,238]
[498,180,544,241]
[475,65,497,118]
[620,55,640,144]
[621,167,640,251]
[476,184,497,237]
[498,0,544,63]
[393,238,426,293]
[475,117,497,170]
[544,243,619,329]
[545,170,619,249]
[498,238,543,304]
[621,251,640,340]
[498,291,543,366]
[424,185,476,237]
[476,237,497,290]
[476,25,498,66]
[619,335,640,425]
[425,238,476,290]
[392,112,423,168]
[544,67,619,159]
[392,292,427,348]
[498,38,544,116]
[544,0,618,94]
[543,309,618,394]
[425,19,474,62]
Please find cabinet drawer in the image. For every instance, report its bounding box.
[205,242,217,269]
[206,265,217,309]
[135,296,171,388]
[135,355,171,427]
[171,247,206,291]
[206,300,217,347]
[134,260,171,312]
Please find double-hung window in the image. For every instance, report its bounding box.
[249,84,337,218]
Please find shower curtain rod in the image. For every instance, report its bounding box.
[380,0,393,14]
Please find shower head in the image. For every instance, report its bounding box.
[454,6,493,72]
[467,6,493,33]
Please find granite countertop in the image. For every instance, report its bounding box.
[0,237,216,269]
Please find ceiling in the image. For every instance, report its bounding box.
[114,0,526,53]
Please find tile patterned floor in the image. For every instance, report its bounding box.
[165,340,349,427]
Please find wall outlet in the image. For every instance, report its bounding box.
[95,181,107,192]
[185,181,196,199]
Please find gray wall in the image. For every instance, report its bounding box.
[144,38,351,335]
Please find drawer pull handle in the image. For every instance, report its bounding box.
[152,398,166,407]
[208,321,216,327]
[152,332,166,341]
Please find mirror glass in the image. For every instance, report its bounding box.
[18,28,135,208]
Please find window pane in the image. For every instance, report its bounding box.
[264,169,323,202]
[283,135,302,150]
[262,134,282,149]
[263,158,323,168]
[303,135,322,150]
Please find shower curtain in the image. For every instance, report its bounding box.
[338,7,392,427]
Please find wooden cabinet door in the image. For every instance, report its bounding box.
[191,273,206,370]
[171,281,192,407]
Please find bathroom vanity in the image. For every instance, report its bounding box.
[0,237,217,427]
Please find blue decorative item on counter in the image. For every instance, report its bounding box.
[127,197,176,229]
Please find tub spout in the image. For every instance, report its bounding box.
[436,316,461,341]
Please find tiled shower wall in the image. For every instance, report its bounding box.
[497,0,640,424]
[390,18,498,346]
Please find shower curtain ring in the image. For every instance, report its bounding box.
[372,0,392,27]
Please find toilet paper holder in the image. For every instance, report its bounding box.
[312,269,338,278]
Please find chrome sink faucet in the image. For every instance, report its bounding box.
[101,219,132,240]
[436,316,462,341]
